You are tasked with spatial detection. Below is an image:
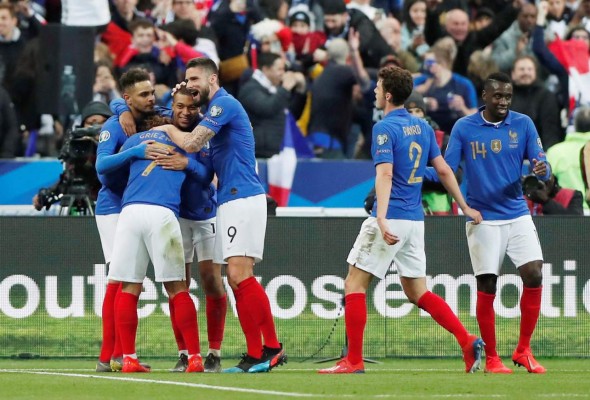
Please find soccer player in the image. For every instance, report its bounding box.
[104,114,209,373]
[94,68,158,372]
[152,88,226,373]
[319,66,485,375]
[165,57,286,373]
[427,72,549,374]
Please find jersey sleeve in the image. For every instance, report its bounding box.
[524,116,551,180]
[109,98,129,116]
[199,96,237,135]
[97,119,125,158]
[371,121,394,166]
[444,121,464,172]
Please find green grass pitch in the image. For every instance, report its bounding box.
[1,358,589,400]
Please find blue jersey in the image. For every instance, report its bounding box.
[371,108,441,221]
[96,116,129,215]
[121,129,187,215]
[179,144,217,221]
[444,108,550,220]
[199,88,265,205]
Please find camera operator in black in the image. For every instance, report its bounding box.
[33,101,113,212]
[523,173,584,216]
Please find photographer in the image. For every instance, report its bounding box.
[33,101,113,212]
[524,173,584,216]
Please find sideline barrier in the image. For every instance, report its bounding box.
[0,216,588,358]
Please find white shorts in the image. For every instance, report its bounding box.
[108,204,185,283]
[95,213,119,264]
[466,216,544,276]
[179,217,216,263]
[214,194,266,264]
[347,217,426,279]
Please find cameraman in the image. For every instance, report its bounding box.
[524,173,584,216]
[33,101,113,211]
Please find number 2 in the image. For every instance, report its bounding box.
[407,142,423,184]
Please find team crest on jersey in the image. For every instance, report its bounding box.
[210,105,223,117]
[491,139,502,153]
[99,131,110,143]
[376,134,388,145]
[509,130,518,143]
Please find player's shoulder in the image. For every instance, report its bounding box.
[98,116,125,145]
[508,110,534,125]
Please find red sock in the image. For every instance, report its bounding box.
[476,291,497,358]
[98,283,118,362]
[112,283,123,358]
[169,299,186,351]
[239,277,280,349]
[517,286,542,353]
[418,291,469,348]
[233,282,263,359]
[345,293,366,365]
[206,294,227,350]
[171,291,200,355]
[115,291,138,356]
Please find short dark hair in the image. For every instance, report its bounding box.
[173,86,195,99]
[484,72,512,90]
[378,66,413,106]
[258,52,281,69]
[186,57,218,75]
[512,55,538,72]
[128,18,155,34]
[119,68,151,93]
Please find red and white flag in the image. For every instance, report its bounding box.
[267,111,314,206]
[548,38,590,112]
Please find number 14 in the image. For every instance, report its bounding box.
[470,141,487,159]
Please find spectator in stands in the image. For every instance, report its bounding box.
[511,55,564,150]
[11,0,43,40]
[524,173,583,215]
[0,3,35,91]
[208,0,261,95]
[424,1,523,76]
[287,5,326,69]
[0,84,18,158]
[94,61,122,105]
[102,0,146,65]
[238,52,306,158]
[161,14,219,65]
[322,0,391,70]
[492,3,537,72]
[472,7,495,32]
[346,0,383,22]
[308,34,369,158]
[546,0,573,39]
[548,106,590,208]
[376,17,420,73]
[569,0,590,33]
[417,37,478,134]
[400,0,429,59]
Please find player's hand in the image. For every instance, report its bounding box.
[532,158,548,178]
[154,150,189,170]
[377,217,399,245]
[171,80,187,97]
[120,111,136,137]
[464,207,483,224]
[32,194,42,211]
[143,140,171,159]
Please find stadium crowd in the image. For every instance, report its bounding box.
[1,0,590,214]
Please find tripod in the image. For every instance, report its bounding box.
[59,193,95,216]
[314,297,379,364]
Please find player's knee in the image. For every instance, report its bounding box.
[521,264,543,288]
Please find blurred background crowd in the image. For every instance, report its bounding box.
[1,0,590,215]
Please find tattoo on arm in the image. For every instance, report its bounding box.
[183,126,215,152]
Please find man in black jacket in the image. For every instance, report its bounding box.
[511,55,564,150]
[238,52,306,158]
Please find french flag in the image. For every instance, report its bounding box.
[267,111,314,206]
[548,38,590,113]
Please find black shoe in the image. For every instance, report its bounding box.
[222,353,261,373]
[249,343,287,373]
[169,354,189,372]
[204,353,222,373]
